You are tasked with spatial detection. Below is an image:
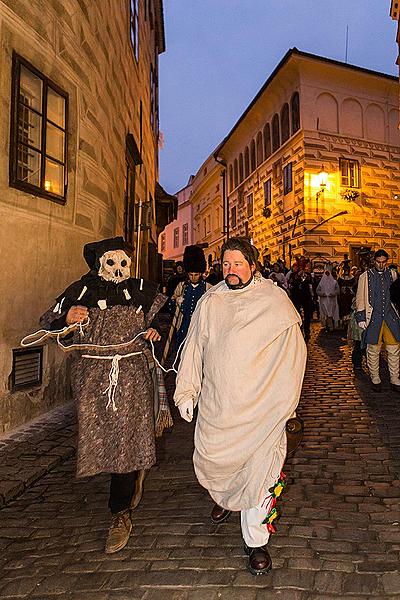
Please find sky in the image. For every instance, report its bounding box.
[158,1,398,194]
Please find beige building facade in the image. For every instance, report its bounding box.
[0,0,172,432]
[158,176,193,262]
[213,49,400,268]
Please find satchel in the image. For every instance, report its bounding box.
[286,416,304,457]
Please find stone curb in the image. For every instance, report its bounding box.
[0,402,77,507]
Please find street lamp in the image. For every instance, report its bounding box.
[316,166,328,199]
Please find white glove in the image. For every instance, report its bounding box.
[358,321,367,330]
[177,400,193,422]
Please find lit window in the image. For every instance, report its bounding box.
[263,178,272,206]
[283,163,293,195]
[340,158,360,188]
[10,53,68,201]
[130,0,139,62]
[182,222,189,245]
[173,227,179,248]
[247,193,253,218]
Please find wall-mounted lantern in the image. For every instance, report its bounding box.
[316,165,328,199]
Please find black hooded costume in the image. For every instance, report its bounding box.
[40,237,168,480]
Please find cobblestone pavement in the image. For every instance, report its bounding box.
[1,322,400,599]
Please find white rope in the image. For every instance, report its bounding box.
[21,319,186,413]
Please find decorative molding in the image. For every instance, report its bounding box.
[318,133,399,153]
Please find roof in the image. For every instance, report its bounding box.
[154,0,166,54]
[214,48,398,157]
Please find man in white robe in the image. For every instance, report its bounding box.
[316,270,340,331]
[174,237,307,575]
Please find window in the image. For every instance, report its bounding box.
[182,222,189,245]
[283,163,293,195]
[263,178,272,206]
[340,158,360,188]
[256,131,263,167]
[130,0,139,62]
[234,158,238,188]
[291,92,300,134]
[247,193,254,218]
[272,114,280,153]
[173,227,179,248]
[250,140,256,172]
[238,153,244,182]
[160,233,166,252]
[150,64,158,134]
[231,205,237,228]
[263,124,271,159]
[281,103,290,144]
[229,164,233,192]
[244,147,250,178]
[10,53,68,201]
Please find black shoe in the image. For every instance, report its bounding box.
[391,383,400,394]
[371,382,382,393]
[244,542,272,575]
[211,503,231,524]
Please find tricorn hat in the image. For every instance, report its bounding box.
[83,237,130,271]
[183,245,206,273]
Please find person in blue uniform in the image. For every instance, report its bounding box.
[170,245,212,348]
[356,249,400,393]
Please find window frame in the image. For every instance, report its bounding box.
[263,178,272,207]
[247,192,254,218]
[182,222,189,245]
[9,52,68,204]
[129,0,139,62]
[340,158,360,189]
[283,162,293,195]
[173,226,179,248]
[231,205,237,229]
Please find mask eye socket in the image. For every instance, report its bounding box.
[121,260,127,267]
[106,259,114,266]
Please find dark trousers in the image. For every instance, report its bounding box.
[108,471,137,514]
[352,341,365,368]
[293,298,312,337]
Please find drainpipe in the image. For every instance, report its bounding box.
[215,157,228,241]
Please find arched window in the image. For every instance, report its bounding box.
[263,123,271,159]
[229,165,233,192]
[272,114,280,152]
[234,158,238,189]
[256,131,263,166]
[250,139,256,172]
[239,153,244,182]
[291,92,300,134]
[244,146,250,178]
[281,103,290,144]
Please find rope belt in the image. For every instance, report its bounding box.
[81,351,143,412]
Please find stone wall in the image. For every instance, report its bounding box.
[0,0,162,432]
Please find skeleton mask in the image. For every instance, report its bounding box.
[98,250,131,284]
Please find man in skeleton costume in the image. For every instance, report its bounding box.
[356,249,400,393]
[174,237,306,575]
[170,245,212,348]
[40,237,169,553]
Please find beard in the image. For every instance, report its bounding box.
[225,274,253,290]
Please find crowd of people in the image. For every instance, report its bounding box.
[33,236,399,577]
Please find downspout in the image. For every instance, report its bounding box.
[215,157,228,241]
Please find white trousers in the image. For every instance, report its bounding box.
[240,497,271,547]
[367,343,400,385]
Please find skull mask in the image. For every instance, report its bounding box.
[98,250,131,284]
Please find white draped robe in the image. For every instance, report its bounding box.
[174,276,307,510]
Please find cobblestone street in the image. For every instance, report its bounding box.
[1,322,400,599]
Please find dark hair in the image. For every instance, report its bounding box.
[221,237,259,267]
[374,249,389,260]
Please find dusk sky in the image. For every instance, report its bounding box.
[158,1,398,194]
